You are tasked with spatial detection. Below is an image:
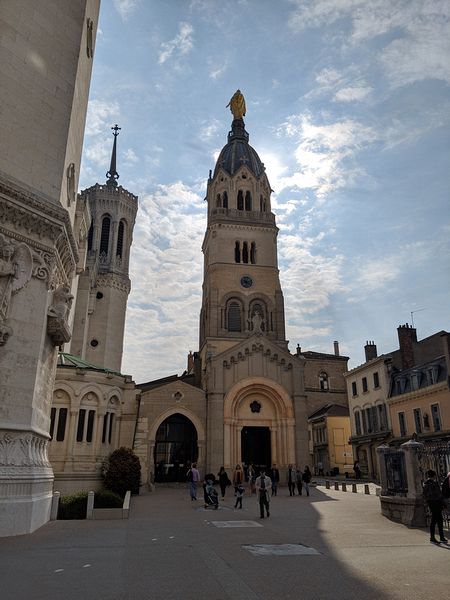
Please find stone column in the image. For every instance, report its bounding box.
[375,443,390,496]
[0,177,78,537]
[401,438,424,499]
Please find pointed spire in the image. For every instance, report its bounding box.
[106,124,121,186]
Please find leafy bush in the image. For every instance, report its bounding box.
[58,491,88,520]
[102,447,141,496]
[94,489,124,508]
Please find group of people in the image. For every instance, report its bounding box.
[186,462,313,518]
[423,469,450,544]
[287,464,312,497]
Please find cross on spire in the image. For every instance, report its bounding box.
[106,124,121,186]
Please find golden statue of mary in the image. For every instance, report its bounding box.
[226,90,246,119]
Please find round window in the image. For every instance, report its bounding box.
[90,339,99,347]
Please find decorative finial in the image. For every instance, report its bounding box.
[226,90,246,120]
[106,124,121,186]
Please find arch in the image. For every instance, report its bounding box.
[148,406,206,443]
[250,242,256,264]
[245,191,252,211]
[248,299,267,333]
[242,241,249,264]
[150,409,205,483]
[116,220,126,258]
[226,299,243,332]
[100,215,111,255]
[234,241,241,263]
[223,377,296,470]
[222,191,228,208]
[237,190,244,210]
[319,371,329,390]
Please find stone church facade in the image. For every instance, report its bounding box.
[135,96,349,486]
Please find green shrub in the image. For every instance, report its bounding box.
[58,491,88,520]
[94,489,123,508]
[102,447,141,496]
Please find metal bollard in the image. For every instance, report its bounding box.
[334,481,339,490]
[325,480,330,489]
[364,484,370,495]
[342,483,347,492]
[352,483,357,493]
[86,490,95,519]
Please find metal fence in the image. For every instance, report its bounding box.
[416,441,450,528]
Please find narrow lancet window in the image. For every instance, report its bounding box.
[250,242,256,264]
[245,191,252,211]
[235,241,241,263]
[116,221,125,258]
[242,242,249,263]
[237,190,244,210]
[100,216,111,255]
[223,191,228,208]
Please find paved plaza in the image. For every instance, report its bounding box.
[1,484,449,600]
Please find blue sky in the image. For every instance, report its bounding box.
[80,0,450,382]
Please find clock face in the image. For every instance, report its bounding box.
[240,275,253,288]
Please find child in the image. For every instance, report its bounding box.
[234,484,245,509]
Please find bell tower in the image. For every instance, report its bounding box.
[199,91,287,362]
[70,126,138,372]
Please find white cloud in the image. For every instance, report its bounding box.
[85,100,120,136]
[334,86,371,102]
[209,63,227,79]
[124,148,138,164]
[277,114,378,197]
[122,182,206,381]
[84,137,111,167]
[289,0,450,86]
[158,22,194,65]
[113,0,140,21]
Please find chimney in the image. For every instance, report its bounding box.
[397,323,417,369]
[333,341,339,356]
[364,341,378,362]
[193,352,202,387]
[187,351,194,374]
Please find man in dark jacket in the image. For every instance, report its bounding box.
[270,464,280,496]
[423,470,447,544]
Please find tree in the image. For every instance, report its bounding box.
[103,447,141,496]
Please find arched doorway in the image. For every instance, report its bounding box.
[153,413,198,482]
[223,378,296,473]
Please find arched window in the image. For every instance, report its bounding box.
[87,221,94,251]
[100,216,111,255]
[154,413,198,483]
[260,195,263,211]
[319,372,329,390]
[222,191,228,208]
[242,241,249,264]
[237,190,244,210]
[116,221,125,258]
[76,392,98,443]
[245,191,252,211]
[227,300,242,332]
[250,242,256,264]
[216,194,221,208]
[235,241,241,263]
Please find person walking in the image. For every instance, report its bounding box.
[188,462,200,501]
[423,469,447,544]
[287,464,296,496]
[217,466,231,500]
[233,464,244,493]
[270,463,280,496]
[256,469,272,519]
[295,466,303,496]
[302,466,312,497]
[247,463,256,495]
[234,484,245,509]
[354,460,361,479]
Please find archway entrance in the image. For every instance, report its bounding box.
[154,413,198,482]
[241,426,271,476]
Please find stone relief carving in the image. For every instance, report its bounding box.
[47,284,74,346]
[0,234,33,344]
[0,431,51,468]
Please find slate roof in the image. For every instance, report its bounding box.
[57,352,124,376]
[213,118,265,179]
[308,403,350,420]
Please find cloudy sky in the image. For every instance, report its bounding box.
[80,0,450,382]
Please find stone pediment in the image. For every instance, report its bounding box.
[140,377,205,401]
[211,334,298,373]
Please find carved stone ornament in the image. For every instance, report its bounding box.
[0,431,51,468]
[250,401,261,413]
[0,233,33,344]
[47,284,74,346]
